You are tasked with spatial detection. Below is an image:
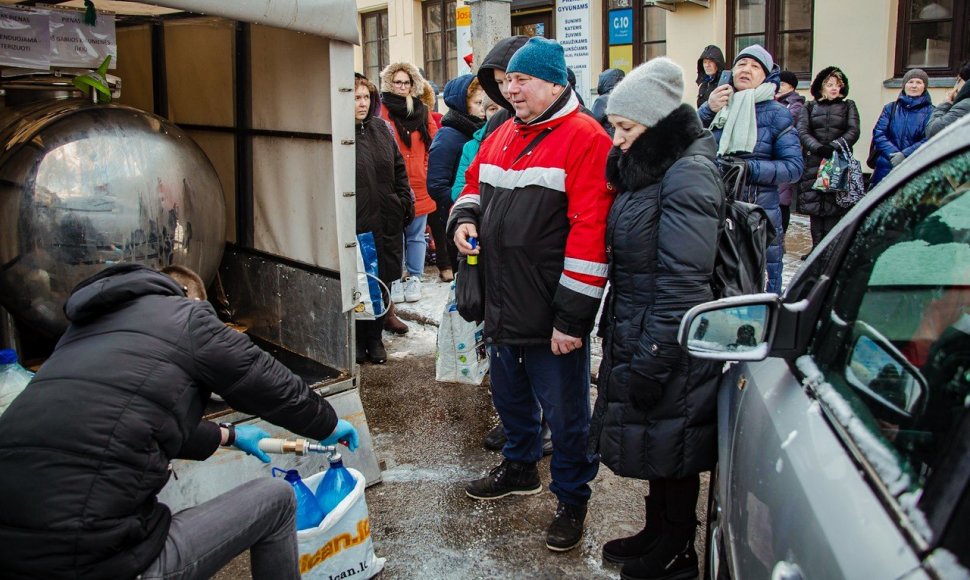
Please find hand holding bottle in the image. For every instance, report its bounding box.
[320,418,359,452]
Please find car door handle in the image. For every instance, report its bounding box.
[771,561,803,580]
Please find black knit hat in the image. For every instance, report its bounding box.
[778,71,798,88]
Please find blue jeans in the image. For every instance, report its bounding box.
[138,478,299,580]
[403,214,428,277]
[488,343,599,506]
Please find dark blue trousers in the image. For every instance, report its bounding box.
[488,342,599,506]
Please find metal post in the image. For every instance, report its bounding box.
[466,0,512,74]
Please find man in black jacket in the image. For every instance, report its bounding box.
[0,264,358,580]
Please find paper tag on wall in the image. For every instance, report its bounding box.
[0,7,51,70]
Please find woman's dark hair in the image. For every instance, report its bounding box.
[960,61,970,82]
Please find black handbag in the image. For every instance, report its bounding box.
[455,257,484,323]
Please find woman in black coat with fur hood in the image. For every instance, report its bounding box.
[590,57,723,580]
[797,66,860,250]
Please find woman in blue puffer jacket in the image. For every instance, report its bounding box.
[698,44,804,294]
[869,68,934,189]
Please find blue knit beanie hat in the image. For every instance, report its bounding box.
[506,37,568,86]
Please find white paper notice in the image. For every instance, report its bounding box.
[555,0,590,104]
[0,7,51,70]
[49,9,116,69]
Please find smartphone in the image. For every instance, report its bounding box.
[718,70,733,87]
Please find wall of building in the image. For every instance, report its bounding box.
[354,0,952,158]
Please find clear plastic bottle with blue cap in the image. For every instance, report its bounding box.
[315,451,356,516]
[0,348,34,417]
[272,467,325,530]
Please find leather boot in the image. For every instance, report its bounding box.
[619,518,698,580]
[602,493,664,564]
[383,302,409,335]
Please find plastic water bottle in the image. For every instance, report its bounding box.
[315,453,356,516]
[272,467,325,530]
[0,349,34,417]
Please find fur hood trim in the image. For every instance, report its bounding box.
[419,79,436,109]
[607,104,706,192]
[380,62,426,98]
[810,66,850,100]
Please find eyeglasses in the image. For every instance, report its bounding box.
[392,80,412,87]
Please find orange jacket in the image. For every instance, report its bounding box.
[379,108,438,217]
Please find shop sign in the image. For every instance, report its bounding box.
[0,7,51,70]
[555,0,591,101]
[49,9,117,69]
[456,6,472,74]
[608,9,632,45]
[608,44,633,74]
[0,6,116,70]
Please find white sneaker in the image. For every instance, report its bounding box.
[404,276,422,302]
[390,279,405,304]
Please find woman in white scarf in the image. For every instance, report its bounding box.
[697,44,804,295]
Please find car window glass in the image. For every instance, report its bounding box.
[810,150,970,543]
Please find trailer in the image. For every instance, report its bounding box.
[0,0,380,511]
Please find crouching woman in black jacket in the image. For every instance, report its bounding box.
[590,57,724,580]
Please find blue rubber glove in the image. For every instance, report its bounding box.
[233,425,272,463]
[320,419,359,452]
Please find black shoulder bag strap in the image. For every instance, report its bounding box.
[513,127,555,164]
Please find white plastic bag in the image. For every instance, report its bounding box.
[436,283,489,385]
[297,468,384,579]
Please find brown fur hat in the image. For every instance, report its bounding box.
[380,62,425,98]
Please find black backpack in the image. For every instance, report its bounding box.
[712,158,777,298]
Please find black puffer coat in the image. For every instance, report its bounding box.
[696,45,726,108]
[590,105,724,480]
[0,265,338,579]
[797,66,861,216]
[356,79,413,285]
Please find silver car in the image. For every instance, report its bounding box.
[679,116,970,580]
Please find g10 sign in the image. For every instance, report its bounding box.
[608,8,633,45]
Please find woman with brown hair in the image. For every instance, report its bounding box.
[379,63,438,306]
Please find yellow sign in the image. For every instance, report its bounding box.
[609,45,633,74]
[456,6,471,27]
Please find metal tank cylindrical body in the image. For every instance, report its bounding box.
[0,99,226,338]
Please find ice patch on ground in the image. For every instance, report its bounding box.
[380,463,478,484]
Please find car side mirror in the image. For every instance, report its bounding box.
[678,293,780,361]
[845,321,928,426]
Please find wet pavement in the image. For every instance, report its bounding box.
[214,215,812,579]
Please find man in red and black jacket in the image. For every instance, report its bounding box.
[448,37,613,553]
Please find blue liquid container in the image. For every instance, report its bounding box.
[272,467,325,530]
[0,349,34,417]
[315,454,357,515]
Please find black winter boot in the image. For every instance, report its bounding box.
[482,422,507,451]
[619,518,698,580]
[546,501,587,552]
[465,459,541,500]
[603,493,664,563]
[367,337,387,364]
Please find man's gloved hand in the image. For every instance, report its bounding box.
[321,419,360,452]
[629,374,663,412]
[890,152,906,167]
[817,144,835,158]
[233,425,272,463]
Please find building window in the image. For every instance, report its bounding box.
[422,0,457,89]
[897,0,970,77]
[728,0,813,77]
[604,0,665,74]
[361,10,389,86]
[642,5,666,62]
